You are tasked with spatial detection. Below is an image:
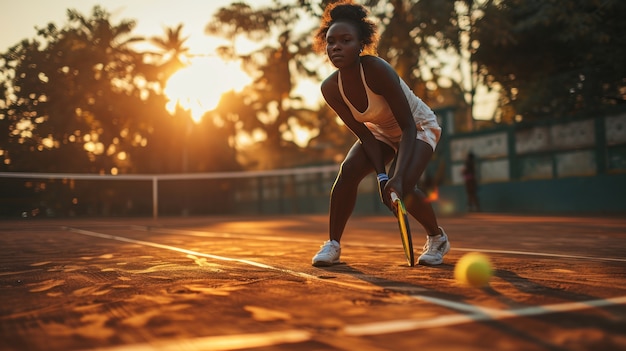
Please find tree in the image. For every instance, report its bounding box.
[473,0,626,121]
[205,0,497,166]
[147,23,245,173]
[364,0,505,131]
[206,2,328,169]
[148,23,190,83]
[0,6,158,173]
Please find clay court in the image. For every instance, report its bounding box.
[1,213,625,350]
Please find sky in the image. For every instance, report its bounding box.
[0,0,272,54]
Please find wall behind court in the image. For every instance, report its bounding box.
[430,111,626,215]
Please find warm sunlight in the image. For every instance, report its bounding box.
[164,57,251,122]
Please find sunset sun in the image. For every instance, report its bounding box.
[164,56,251,122]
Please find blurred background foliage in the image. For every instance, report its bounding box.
[1,0,624,175]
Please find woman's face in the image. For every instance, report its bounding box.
[325,21,362,68]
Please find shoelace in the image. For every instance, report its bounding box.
[424,236,445,253]
[319,242,337,253]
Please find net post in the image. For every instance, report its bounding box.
[152,176,158,219]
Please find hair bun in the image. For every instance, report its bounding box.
[330,4,368,22]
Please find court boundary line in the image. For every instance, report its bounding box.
[344,295,626,335]
[66,227,626,340]
[140,226,626,263]
[65,227,381,292]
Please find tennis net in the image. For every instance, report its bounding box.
[0,165,350,219]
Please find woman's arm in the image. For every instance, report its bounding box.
[320,74,387,176]
[362,57,417,197]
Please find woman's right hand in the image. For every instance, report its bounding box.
[384,176,404,214]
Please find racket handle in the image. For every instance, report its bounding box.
[390,192,399,203]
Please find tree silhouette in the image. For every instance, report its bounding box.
[206,2,325,169]
[149,23,190,83]
[0,6,157,173]
[473,0,626,121]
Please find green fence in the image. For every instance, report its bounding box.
[431,111,626,215]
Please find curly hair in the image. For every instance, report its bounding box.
[313,1,378,55]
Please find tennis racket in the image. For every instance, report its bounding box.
[391,192,414,267]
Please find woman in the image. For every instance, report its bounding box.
[311,1,450,267]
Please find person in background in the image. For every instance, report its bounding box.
[310,1,450,267]
[462,152,480,212]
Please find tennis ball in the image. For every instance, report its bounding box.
[454,252,493,288]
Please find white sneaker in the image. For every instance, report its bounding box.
[312,240,341,266]
[418,227,450,265]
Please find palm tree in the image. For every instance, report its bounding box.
[150,23,190,83]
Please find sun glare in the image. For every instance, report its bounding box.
[165,57,251,122]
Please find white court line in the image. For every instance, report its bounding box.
[454,247,626,263]
[67,227,626,340]
[140,226,626,263]
[66,228,379,292]
[345,296,626,336]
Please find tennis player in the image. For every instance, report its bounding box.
[311,1,450,267]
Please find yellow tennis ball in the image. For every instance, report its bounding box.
[454,252,493,288]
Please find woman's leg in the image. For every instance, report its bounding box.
[329,141,394,242]
[392,140,440,236]
[396,139,450,265]
[313,140,395,266]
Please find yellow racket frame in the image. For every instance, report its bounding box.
[391,192,414,266]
